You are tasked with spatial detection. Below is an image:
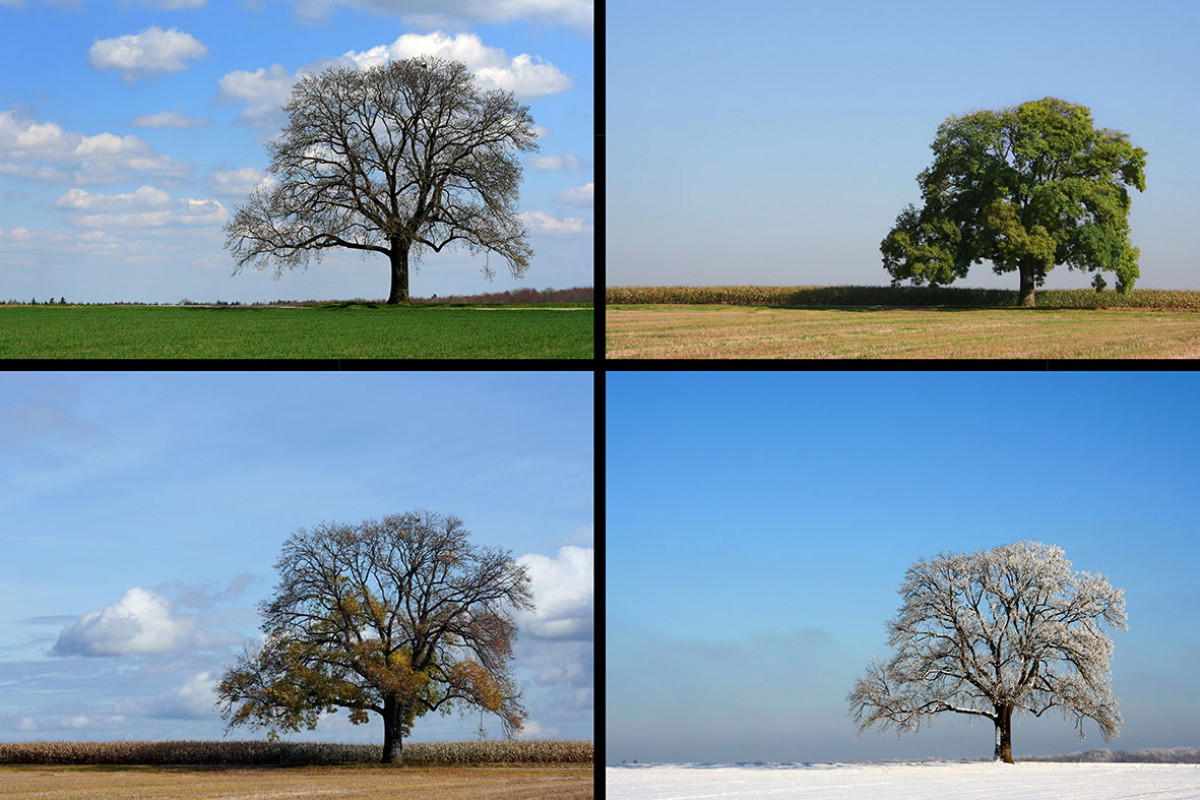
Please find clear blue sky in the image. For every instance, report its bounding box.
[608,0,1200,292]
[607,372,1200,764]
[1,0,592,303]
[1,372,593,744]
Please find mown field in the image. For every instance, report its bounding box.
[606,305,1200,359]
[0,305,594,359]
[606,286,1200,359]
[0,764,594,800]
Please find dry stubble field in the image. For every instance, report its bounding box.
[606,305,1200,358]
[0,764,594,800]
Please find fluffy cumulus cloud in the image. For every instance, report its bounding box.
[342,31,571,99]
[114,672,219,719]
[556,182,592,206]
[130,110,210,129]
[218,31,570,133]
[89,26,208,82]
[518,210,591,235]
[525,153,589,171]
[517,545,592,640]
[53,186,225,228]
[0,108,192,183]
[52,587,191,657]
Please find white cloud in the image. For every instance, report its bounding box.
[209,167,274,196]
[519,211,592,236]
[216,64,295,132]
[287,0,592,32]
[114,672,219,719]
[130,110,210,129]
[52,587,191,657]
[219,31,571,133]
[53,186,225,228]
[525,153,589,171]
[89,26,208,82]
[0,108,192,183]
[556,182,593,206]
[343,32,571,99]
[515,718,560,740]
[517,545,592,640]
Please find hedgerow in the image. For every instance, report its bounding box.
[606,285,1200,310]
[0,740,594,766]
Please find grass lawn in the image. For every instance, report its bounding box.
[0,764,594,800]
[606,304,1200,359]
[0,305,594,359]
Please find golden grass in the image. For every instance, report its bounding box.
[605,305,1200,359]
[0,764,594,800]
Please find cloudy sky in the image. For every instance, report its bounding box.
[1,0,592,303]
[0,372,593,744]
[608,372,1200,764]
[609,0,1200,292]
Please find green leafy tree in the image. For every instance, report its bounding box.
[216,511,534,764]
[881,97,1147,307]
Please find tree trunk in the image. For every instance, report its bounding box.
[993,704,1015,764]
[380,694,405,764]
[1017,262,1037,308]
[387,240,410,305]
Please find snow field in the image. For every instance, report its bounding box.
[605,761,1200,800]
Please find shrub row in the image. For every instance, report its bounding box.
[0,739,594,766]
[606,285,1200,310]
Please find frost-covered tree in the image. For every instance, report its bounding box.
[848,541,1127,763]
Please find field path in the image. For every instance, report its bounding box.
[606,762,1200,800]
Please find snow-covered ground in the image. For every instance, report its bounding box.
[605,761,1200,799]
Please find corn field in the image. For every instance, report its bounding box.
[606,285,1200,310]
[0,739,594,766]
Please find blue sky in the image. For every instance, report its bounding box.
[607,372,1200,764]
[1,0,592,303]
[0,372,593,744]
[608,0,1200,292]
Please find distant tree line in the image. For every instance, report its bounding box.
[414,286,593,304]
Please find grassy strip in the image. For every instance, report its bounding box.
[606,285,1200,310]
[0,305,594,359]
[0,740,594,766]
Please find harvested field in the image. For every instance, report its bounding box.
[0,764,594,800]
[605,305,1200,359]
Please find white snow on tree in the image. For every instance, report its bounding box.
[847,541,1127,763]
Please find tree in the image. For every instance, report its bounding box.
[881,97,1147,307]
[847,541,1126,763]
[223,57,539,304]
[216,510,534,764]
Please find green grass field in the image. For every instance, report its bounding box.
[0,305,594,359]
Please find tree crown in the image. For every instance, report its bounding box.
[224,57,538,285]
[217,511,534,742]
[881,98,1147,295]
[849,541,1127,748]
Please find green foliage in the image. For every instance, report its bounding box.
[606,285,1200,310]
[882,98,1147,305]
[0,740,594,766]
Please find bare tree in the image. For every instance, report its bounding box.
[848,541,1126,763]
[216,511,534,764]
[224,56,539,304]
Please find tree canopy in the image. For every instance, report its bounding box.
[881,98,1147,306]
[216,511,534,763]
[224,57,539,304]
[848,541,1127,763]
